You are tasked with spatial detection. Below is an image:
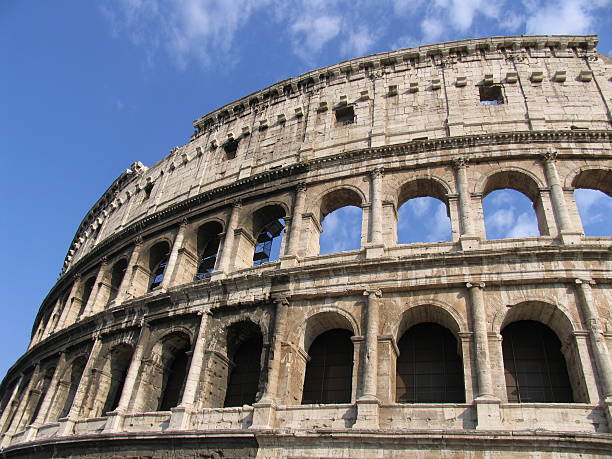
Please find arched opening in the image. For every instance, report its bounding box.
[502,320,573,403]
[224,321,263,407]
[252,205,286,266]
[157,333,191,411]
[195,221,223,279]
[108,259,128,303]
[397,179,451,244]
[482,171,545,239]
[77,276,96,319]
[572,169,612,237]
[396,323,465,403]
[148,241,170,291]
[100,344,133,415]
[28,367,56,425]
[319,189,363,255]
[55,356,87,421]
[302,329,354,404]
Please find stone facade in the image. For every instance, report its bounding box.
[1,35,611,458]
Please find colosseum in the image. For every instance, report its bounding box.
[1,34,611,458]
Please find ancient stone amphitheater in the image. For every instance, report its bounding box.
[1,34,611,458]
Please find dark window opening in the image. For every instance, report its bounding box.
[142,182,154,201]
[396,323,465,403]
[158,344,190,411]
[77,277,96,319]
[224,335,263,407]
[108,259,128,303]
[302,329,353,404]
[502,321,573,403]
[479,85,504,105]
[195,236,221,280]
[59,357,86,419]
[223,138,239,159]
[149,258,168,290]
[335,105,355,125]
[253,219,285,266]
[29,367,55,425]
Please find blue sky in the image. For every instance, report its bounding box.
[1,0,611,380]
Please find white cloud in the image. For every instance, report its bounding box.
[426,201,452,242]
[421,17,444,44]
[506,212,539,238]
[408,197,431,217]
[341,25,378,57]
[486,208,515,231]
[524,0,606,35]
[290,15,342,61]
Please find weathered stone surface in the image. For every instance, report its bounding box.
[1,35,611,458]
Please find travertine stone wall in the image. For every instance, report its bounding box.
[1,35,611,458]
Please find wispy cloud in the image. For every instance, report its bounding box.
[320,206,362,254]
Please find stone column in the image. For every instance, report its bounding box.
[169,309,211,430]
[213,201,241,277]
[57,275,82,329]
[354,289,382,429]
[453,158,479,250]
[57,338,103,436]
[541,150,580,244]
[366,169,385,258]
[466,282,501,429]
[84,258,108,316]
[251,296,289,428]
[24,354,67,441]
[575,280,612,401]
[114,238,143,304]
[283,184,307,264]
[104,323,150,432]
[161,219,188,289]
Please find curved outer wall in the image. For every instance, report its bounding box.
[1,35,612,458]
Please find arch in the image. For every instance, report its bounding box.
[77,276,96,318]
[195,221,223,279]
[396,323,465,403]
[96,343,134,416]
[501,320,573,403]
[478,168,545,201]
[141,331,191,412]
[27,366,56,425]
[107,258,128,303]
[50,355,87,421]
[148,241,171,291]
[396,303,466,343]
[496,300,576,342]
[224,320,264,407]
[300,308,358,352]
[397,177,451,207]
[567,166,612,195]
[318,187,364,222]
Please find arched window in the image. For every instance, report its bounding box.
[302,329,353,404]
[251,205,286,266]
[57,356,87,420]
[483,190,539,239]
[77,276,96,319]
[28,367,56,425]
[397,179,451,244]
[195,222,223,279]
[396,323,464,403]
[148,242,170,291]
[502,321,573,403]
[158,336,191,411]
[572,169,612,237]
[101,344,133,415]
[319,189,363,255]
[108,259,128,303]
[224,321,263,407]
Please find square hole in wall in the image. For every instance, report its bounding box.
[479,85,504,105]
[335,105,355,125]
[223,139,239,159]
